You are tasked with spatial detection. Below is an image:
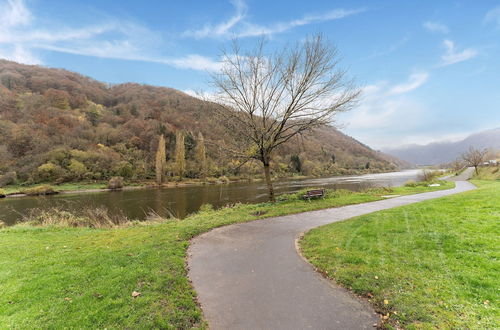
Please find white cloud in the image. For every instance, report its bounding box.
[440,39,477,66]
[387,72,428,95]
[0,44,40,64]
[0,0,222,71]
[184,0,247,38]
[485,6,500,28]
[339,72,430,148]
[423,21,449,34]
[184,1,365,39]
[0,0,31,28]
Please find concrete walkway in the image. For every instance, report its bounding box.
[188,177,476,329]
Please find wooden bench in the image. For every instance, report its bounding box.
[302,189,325,200]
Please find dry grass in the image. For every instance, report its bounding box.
[21,185,58,196]
[19,207,133,228]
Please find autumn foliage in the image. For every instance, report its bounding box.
[0,60,400,186]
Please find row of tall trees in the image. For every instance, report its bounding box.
[155,132,207,185]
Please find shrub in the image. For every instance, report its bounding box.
[199,203,214,213]
[218,176,230,183]
[421,170,439,182]
[206,177,218,184]
[108,177,124,190]
[114,161,134,178]
[0,188,6,198]
[35,163,66,182]
[22,185,57,196]
[67,159,87,180]
[0,171,17,187]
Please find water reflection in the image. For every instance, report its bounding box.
[0,170,422,225]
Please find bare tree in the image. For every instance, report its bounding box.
[209,34,360,201]
[461,146,486,174]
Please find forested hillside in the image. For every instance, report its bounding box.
[0,60,402,185]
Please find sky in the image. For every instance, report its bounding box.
[0,0,499,149]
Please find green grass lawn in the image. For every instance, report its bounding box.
[0,182,454,328]
[300,180,499,329]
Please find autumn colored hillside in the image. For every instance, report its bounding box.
[0,60,406,185]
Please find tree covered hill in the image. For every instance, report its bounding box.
[0,60,403,185]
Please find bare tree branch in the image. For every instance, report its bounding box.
[207,34,360,201]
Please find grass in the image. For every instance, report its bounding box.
[300,180,499,329]
[0,182,453,328]
[2,182,107,195]
[473,166,500,180]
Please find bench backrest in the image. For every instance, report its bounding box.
[306,189,324,195]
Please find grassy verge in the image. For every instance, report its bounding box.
[0,182,454,328]
[300,180,499,329]
[473,166,500,180]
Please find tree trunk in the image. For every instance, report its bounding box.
[263,163,275,202]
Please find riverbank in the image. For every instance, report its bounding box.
[0,167,415,197]
[0,178,268,197]
[0,181,452,328]
[300,174,498,328]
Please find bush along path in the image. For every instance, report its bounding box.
[188,180,476,329]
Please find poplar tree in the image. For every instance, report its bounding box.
[195,132,207,179]
[175,131,186,179]
[155,134,166,185]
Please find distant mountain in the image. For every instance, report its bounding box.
[0,60,405,184]
[383,128,500,165]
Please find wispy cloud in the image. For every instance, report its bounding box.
[485,6,500,28]
[357,36,409,62]
[340,72,429,136]
[0,0,31,28]
[0,0,222,71]
[423,21,449,34]
[184,0,365,39]
[184,0,247,38]
[387,72,429,95]
[440,39,478,66]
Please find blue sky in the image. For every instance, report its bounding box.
[1,0,499,148]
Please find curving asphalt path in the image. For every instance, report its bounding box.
[188,174,476,329]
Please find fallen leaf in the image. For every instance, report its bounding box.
[132,291,141,298]
[384,299,389,305]
[367,293,374,298]
[484,300,489,305]
[64,297,72,302]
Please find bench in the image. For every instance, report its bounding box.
[302,189,325,200]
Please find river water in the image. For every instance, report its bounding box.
[0,170,423,225]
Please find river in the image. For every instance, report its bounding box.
[0,170,423,225]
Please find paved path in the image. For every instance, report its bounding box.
[188,179,476,330]
[449,167,475,181]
